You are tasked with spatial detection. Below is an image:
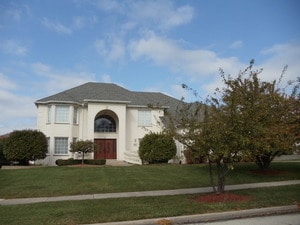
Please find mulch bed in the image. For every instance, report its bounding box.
[194,192,251,203]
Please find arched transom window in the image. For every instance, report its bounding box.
[94,115,116,132]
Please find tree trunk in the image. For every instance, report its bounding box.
[82,152,85,165]
[208,159,227,194]
[208,159,217,193]
[216,161,225,194]
[255,154,271,170]
[255,151,280,170]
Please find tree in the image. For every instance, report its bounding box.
[139,132,177,164]
[168,93,241,194]
[69,140,95,164]
[3,130,47,165]
[167,60,299,193]
[220,61,299,170]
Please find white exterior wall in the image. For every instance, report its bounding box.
[36,102,174,166]
[36,104,82,165]
[124,107,164,164]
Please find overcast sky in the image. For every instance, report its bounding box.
[0,0,299,135]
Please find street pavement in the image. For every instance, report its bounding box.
[187,213,300,225]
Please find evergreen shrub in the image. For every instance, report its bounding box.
[139,132,177,164]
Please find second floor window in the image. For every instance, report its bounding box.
[138,110,151,126]
[47,105,52,123]
[73,107,78,124]
[94,115,116,132]
[55,105,69,123]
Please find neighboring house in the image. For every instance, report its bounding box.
[35,82,184,166]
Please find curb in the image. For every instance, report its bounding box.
[83,205,300,225]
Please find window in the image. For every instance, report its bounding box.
[47,105,52,123]
[138,110,151,126]
[55,105,69,123]
[54,137,68,154]
[47,137,50,154]
[94,115,116,132]
[73,107,78,124]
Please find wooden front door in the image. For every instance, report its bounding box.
[94,139,117,159]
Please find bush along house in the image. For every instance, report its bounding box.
[35,82,184,166]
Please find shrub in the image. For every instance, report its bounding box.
[0,139,10,166]
[183,149,206,164]
[139,132,177,164]
[3,130,47,165]
[85,159,106,165]
[55,159,106,166]
[55,159,81,166]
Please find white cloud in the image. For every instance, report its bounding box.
[92,0,122,12]
[91,0,193,31]
[94,38,125,62]
[0,40,28,56]
[0,74,36,135]
[128,33,250,98]
[31,62,96,94]
[128,1,194,30]
[101,74,112,83]
[42,18,72,35]
[259,41,300,86]
[0,73,18,90]
[73,15,98,29]
[91,0,194,64]
[229,40,243,49]
[129,33,242,78]
[162,5,194,29]
[2,3,31,23]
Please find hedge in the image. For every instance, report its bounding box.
[55,159,106,166]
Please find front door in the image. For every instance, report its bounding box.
[94,139,117,159]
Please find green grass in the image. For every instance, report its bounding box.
[0,184,299,225]
[0,162,299,198]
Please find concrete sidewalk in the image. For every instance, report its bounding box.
[0,180,299,206]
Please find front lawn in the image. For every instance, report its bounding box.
[0,185,299,225]
[0,162,299,199]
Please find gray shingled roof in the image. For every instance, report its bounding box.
[35,82,183,113]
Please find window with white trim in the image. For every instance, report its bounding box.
[47,137,50,154]
[138,110,152,126]
[55,105,69,123]
[73,107,78,124]
[54,137,68,154]
[47,105,52,123]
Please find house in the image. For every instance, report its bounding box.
[35,82,184,166]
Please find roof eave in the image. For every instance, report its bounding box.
[83,99,131,104]
[34,100,82,107]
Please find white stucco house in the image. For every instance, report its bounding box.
[35,82,184,166]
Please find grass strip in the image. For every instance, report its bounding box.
[0,184,299,225]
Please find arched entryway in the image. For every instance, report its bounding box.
[94,110,118,159]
